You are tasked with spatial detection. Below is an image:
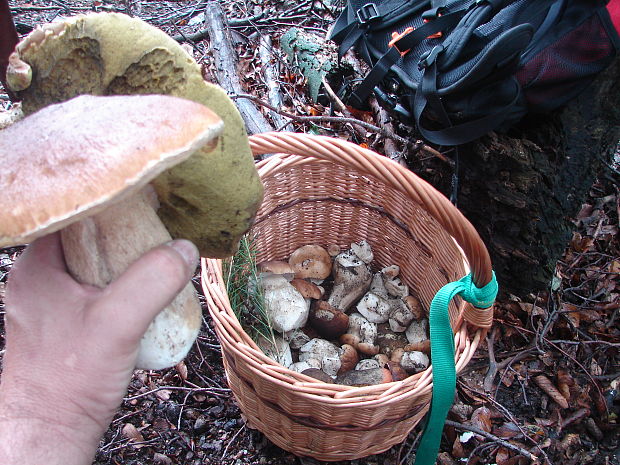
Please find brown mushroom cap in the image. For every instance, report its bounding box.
[258,260,296,280]
[335,367,392,386]
[0,94,222,246]
[309,300,350,339]
[288,244,332,280]
[290,278,324,299]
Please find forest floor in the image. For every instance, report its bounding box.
[0,1,619,464]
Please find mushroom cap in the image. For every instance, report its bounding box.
[309,300,350,339]
[0,94,222,247]
[337,343,360,374]
[258,260,296,280]
[8,12,264,258]
[288,245,332,280]
[290,278,324,299]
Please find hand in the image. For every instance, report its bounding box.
[0,232,199,465]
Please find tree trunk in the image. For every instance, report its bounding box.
[452,57,620,296]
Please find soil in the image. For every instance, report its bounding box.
[1,1,619,464]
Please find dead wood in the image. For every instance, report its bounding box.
[257,35,291,131]
[203,1,272,135]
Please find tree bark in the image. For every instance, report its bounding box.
[451,57,620,296]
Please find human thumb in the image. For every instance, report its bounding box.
[91,239,199,341]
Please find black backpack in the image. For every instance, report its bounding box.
[329,0,620,145]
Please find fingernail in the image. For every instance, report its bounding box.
[167,240,199,269]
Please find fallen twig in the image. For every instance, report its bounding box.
[171,12,265,42]
[258,34,292,131]
[221,424,246,460]
[203,2,272,135]
[232,93,448,162]
[123,385,231,402]
[369,97,407,167]
[483,326,499,392]
[445,420,539,463]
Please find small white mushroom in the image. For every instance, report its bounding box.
[388,298,416,332]
[400,351,429,373]
[283,328,312,350]
[258,335,293,368]
[369,272,389,298]
[350,240,374,264]
[384,276,409,298]
[288,360,317,373]
[339,312,379,355]
[355,359,381,370]
[327,249,372,311]
[381,265,400,279]
[406,318,429,345]
[356,292,391,323]
[260,274,310,333]
[299,338,342,377]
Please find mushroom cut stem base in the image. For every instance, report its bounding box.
[60,187,202,370]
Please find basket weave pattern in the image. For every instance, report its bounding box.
[201,133,494,461]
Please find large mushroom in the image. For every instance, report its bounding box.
[0,94,226,369]
[5,12,263,258]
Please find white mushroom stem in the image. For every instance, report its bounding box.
[60,187,201,370]
[327,250,372,311]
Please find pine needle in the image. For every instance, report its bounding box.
[222,236,277,349]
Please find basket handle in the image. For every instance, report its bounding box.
[249,132,494,288]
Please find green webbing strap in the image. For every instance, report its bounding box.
[413,272,498,465]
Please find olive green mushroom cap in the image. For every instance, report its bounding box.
[7,12,264,258]
[0,94,223,247]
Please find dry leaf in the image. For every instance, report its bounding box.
[469,406,492,437]
[153,453,173,465]
[556,369,574,402]
[534,375,569,409]
[155,389,172,401]
[451,435,465,458]
[122,423,144,443]
[495,447,511,465]
[175,361,188,381]
[590,359,603,376]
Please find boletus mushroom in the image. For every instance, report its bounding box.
[6,12,263,258]
[0,94,225,370]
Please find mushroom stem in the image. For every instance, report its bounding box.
[60,187,201,370]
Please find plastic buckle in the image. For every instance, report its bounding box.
[388,27,414,57]
[418,44,444,69]
[422,7,445,20]
[356,3,380,24]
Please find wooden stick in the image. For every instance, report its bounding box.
[203,2,272,135]
[257,34,292,131]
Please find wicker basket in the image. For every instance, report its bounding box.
[201,132,494,461]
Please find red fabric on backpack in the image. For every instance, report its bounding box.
[0,0,19,100]
[608,0,620,34]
